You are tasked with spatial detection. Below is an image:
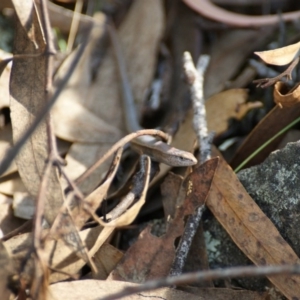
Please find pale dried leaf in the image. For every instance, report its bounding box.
[81,0,164,127]
[52,96,122,143]
[10,2,64,224]
[255,41,300,66]
[4,226,104,283]
[48,279,206,300]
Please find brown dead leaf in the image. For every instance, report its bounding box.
[206,89,262,135]
[231,102,300,169]
[10,1,64,224]
[109,158,218,282]
[255,41,300,66]
[11,0,38,46]
[206,157,300,299]
[274,81,300,107]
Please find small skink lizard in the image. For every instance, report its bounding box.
[109,25,197,167]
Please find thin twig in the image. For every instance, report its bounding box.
[169,53,211,276]
[101,264,300,300]
[1,220,31,241]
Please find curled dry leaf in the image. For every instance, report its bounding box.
[274,81,300,107]
[100,156,151,228]
[255,41,300,66]
[10,1,64,224]
[206,157,300,299]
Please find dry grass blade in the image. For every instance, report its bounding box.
[206,157,300,299]
[10,1,64,224]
